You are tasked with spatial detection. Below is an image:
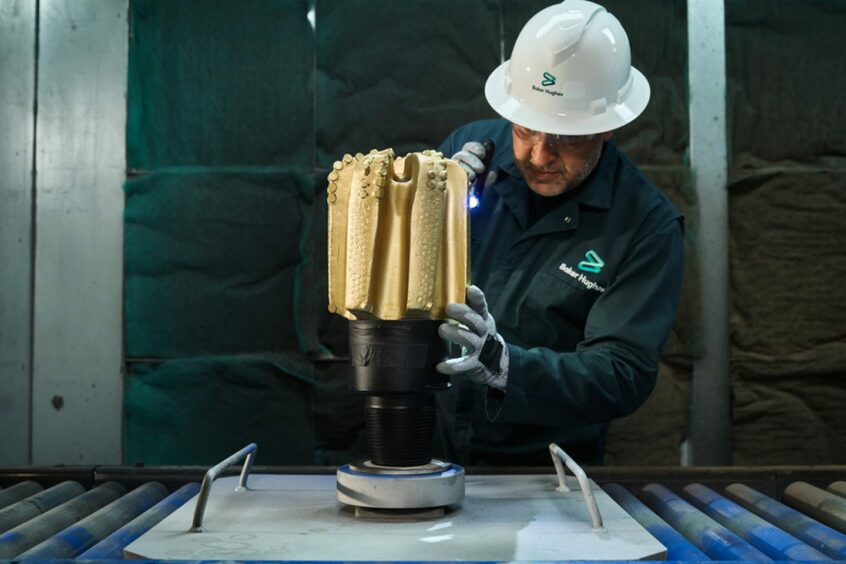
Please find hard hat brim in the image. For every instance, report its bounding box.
[484,60,651,136]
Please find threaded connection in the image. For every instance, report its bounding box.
[365,396,434,467]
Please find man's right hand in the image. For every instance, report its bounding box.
[451,141,489,184]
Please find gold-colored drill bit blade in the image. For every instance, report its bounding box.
[327,148,469,320]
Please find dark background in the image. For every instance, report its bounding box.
[122,0,846,466]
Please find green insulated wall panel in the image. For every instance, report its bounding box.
[124,169,316,358]
[313,360,366,465]
[315,0,501,167]
[311,173,349,357]
[727,1,846,164]
[504,0,688,165]
[124,355,315,465]
[128,0,313,168]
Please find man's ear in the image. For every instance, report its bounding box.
[601,131,614,141]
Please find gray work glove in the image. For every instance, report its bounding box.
[452,141,497,186]
[436,285,510,390]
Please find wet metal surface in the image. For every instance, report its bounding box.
[126,474,666,561]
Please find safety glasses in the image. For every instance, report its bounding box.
[512,124,596,150]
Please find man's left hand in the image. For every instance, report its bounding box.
[436,285,509,390]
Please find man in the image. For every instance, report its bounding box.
[434,0,684,465]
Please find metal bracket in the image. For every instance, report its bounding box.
[189,443,257,532]
[548,443,605,532]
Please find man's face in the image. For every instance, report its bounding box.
[512,124,613,197]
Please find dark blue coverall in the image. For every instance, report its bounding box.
[435,118,684,465]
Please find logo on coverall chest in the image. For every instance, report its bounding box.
[577,250,604,273]
[557,250,606,293]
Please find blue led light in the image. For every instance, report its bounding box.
[468,193,480,209]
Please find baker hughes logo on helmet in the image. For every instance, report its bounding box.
[532,71,563,98]
[558,250,606,293]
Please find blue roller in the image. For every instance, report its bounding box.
[0,481,85,533]
[15,481,168,559]
[639,483,770,561]
[604,483,709,561]
[683,482,829,561]
[726,482,846,560]
[0,482,43,510]
[0,481,125,558]
[78,482,200,559]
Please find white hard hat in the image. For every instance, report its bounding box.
[485,0,650,136]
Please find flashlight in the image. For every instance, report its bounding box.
[468,138,495,210]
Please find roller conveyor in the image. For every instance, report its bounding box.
[0,462,844,562]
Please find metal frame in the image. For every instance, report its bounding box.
[549,443,605,532]
[190,443,257,532]
[30,0,128,464]
[687,0,731,465]
[0,0,37,466]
